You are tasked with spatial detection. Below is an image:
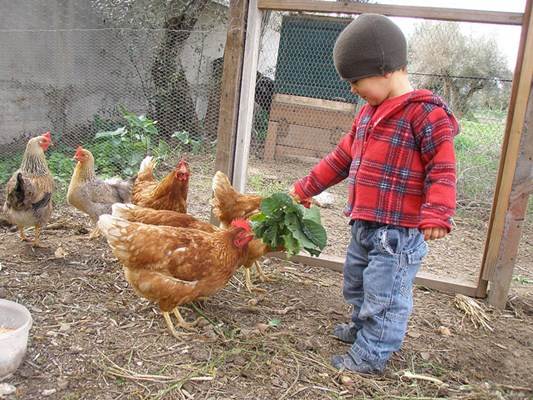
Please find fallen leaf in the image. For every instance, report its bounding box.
[255,323,269,333]
[59,323,71,332]
[339,375,354,386]
[54,246,67,259]
[0,383,16,396]
[420,352,431,360]
[437,326,452,336]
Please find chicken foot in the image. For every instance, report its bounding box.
[18,226,29,242]
[30,225,47,248]
[162,312,182,339]
[161,307,202,338]
[244,268,267,294]
[173,308,202,331]
[253,261,276,283]
[88,226,102,240]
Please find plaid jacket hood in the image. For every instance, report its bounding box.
[294,89,459,230]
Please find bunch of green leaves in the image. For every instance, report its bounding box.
[250,193,327,257]
[92,109,159,176]
[172,130,203,155]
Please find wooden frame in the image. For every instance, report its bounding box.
[217,0,533,308]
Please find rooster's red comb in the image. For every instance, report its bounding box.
[42,131,51,141]
[74,146,84,157]
[231,219,251,232]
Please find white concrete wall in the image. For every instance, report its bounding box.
[0,0,229,148]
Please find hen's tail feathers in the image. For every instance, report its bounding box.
[97,214,132,258]
[139,156,155,175]
[8,172,28,208]
[32,192,52,211]
[212,171,233,196]
[111,203,140,219]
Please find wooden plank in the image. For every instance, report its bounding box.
[267,252,479,297]
[232,0,263,192]
[487,84,533,309]
[274,93,356,113]
[213,0,249,179]
[275,144,325,160]
[481,0,533,285]
[477,0,532,297]
[257,0,523,26]
[270,103,355,131]
[263,121,278,161]
[276,124,330,149]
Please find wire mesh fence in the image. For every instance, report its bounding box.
[0,0,228,219]
[0,3,529,283]
[246,12,524,282]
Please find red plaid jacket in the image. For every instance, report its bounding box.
[294,89,459,231]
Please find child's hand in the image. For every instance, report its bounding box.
[289,187,311,208]
[422,227,447,240]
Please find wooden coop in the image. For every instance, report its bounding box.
[263,94,355,161]
[214,0,533,309]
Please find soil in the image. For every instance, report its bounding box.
[0,157,532,400]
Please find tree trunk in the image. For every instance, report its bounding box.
[150,0,209,138]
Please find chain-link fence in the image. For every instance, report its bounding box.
[246,12,525,283]
[0,0,229,220]
[1,3,529,283]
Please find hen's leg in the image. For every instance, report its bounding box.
[32,225,45,247]
[89,227,101,240]
[244,267,266,293]
[254,261,275,283]
[18,226,29,242]
[173,308,201,331]
[162,311,182,339]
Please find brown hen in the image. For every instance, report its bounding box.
[2,132,54,246]
[98,214,253,337]
[132,156,190,212]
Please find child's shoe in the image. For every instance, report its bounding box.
[332,323,358,343]
[331,353,383,374]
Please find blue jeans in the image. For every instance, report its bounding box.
[342,220,428,370]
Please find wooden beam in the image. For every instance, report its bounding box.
[481,0,533,289]
[232,0,262,192]
[487,85,533,309]
[257,0,523,26]
[214,0,249,179]
[268,252,479,297]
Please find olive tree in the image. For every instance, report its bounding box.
[408,21,512,117]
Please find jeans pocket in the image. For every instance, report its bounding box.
[399,240,427,298]
[405,240,428,265]
[373,225,407,256]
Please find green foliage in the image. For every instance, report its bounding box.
[172,130,202,155]
[512,275,533,285]
[0,153,23,184]
[454,113,504,213]
[92,110,159,176]
[252,108,269,144]
[250,193,327,257]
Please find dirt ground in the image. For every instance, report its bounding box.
[1,158,532,400]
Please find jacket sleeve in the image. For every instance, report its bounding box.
[293,125,355,200]
[413,106,458,232]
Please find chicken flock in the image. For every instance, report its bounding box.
[2,132,280,338]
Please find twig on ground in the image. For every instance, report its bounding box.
[454,294,493,331]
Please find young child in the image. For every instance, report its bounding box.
[291,14,459,374]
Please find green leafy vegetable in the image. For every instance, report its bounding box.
[250,193,327,257]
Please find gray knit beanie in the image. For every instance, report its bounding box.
[333,14,407,82]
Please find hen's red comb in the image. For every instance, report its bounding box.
[74,145,84,158]
[42,131,51,141]
[176,158,190,172]
[231,218,251,232]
